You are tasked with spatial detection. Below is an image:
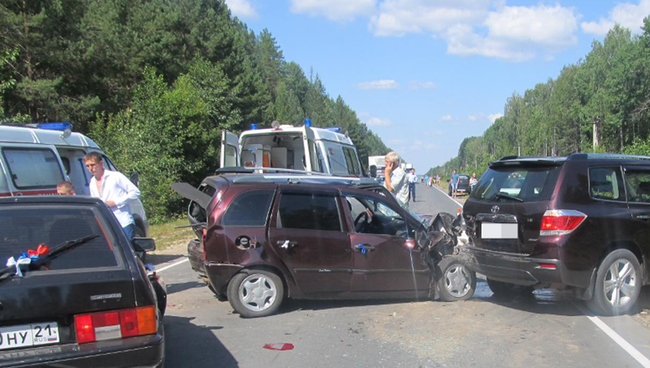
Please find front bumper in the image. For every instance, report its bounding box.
[0,332,164,368]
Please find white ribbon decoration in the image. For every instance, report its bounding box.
[6,257,32,277]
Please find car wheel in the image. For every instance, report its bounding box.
[487,278,533,297]
[437,256,476,301]
[588,249,641,316]
[227,270,284,318]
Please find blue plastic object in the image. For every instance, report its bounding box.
[304,118,312,127]
[250,123,258,130]
[38,122,73,131]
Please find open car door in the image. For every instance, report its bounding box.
[301,125,316,172]
[220,130,240,168]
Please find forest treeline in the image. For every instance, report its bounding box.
[0,0,389,222]
[430,19,650,178]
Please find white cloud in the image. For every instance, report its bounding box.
[357,79,399,90]
[488,113,503,123]
[290,0,376,21]
[468,115,477,121]
[440,114,452,121]
[581,0,650,36]
[409,81,437,90]
[225,0,258,18]
[365,116,393,126]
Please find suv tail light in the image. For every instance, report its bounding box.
[75,306,157,344]
[540,210,587,236]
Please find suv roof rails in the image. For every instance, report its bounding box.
[215,167,346,177]
[498,155,519,161]
[228,174,378,186]
[570,153,650,161]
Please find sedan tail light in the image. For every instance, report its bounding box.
[540,210,587,236]
[75,306,157,344]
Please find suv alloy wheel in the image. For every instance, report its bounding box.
[588,249,642,316]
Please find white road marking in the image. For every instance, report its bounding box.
[431,184,463,208]
[156,257,189,273]
[576,305,650,368]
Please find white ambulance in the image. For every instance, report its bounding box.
[0,123,149,236]
[220,120,364,177]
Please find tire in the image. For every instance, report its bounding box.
[487,278,534,297]
[227,270,284,318]
[437,256,476,301]
[588,249,641,316]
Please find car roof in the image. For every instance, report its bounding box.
[0,125,101,148]
[209,170,377,187]
[490,153,650,168]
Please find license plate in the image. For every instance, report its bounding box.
[481,223,518,239]
[0,323,59,351]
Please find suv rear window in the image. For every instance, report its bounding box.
[470,165,561,202]
[0,205,119,272]
[589,167,625,201]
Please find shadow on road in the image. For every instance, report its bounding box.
[277,297,428,316]
[167,280,205,295]
[164,316,238,367]
[148,253,185,266]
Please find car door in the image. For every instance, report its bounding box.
[220,130,240,168]
[342,192,430,293]
[267,187,352,294]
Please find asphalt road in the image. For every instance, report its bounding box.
[156,183,650,368]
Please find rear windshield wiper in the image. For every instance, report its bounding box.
[0,235,99,279]
[494,192,524,202]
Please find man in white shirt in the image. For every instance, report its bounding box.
[84,152,141,240]
[384,151,409,208]
[407,168,417,202]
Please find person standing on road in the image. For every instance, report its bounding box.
[469,172,478,193]
[384,152,409,208]
[84,152,141,240]
[451,170,459,198]
[407,168,417,202]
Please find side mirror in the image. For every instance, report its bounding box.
[130,172,140,187]
[369,165,377,178]
[132,237,156,252]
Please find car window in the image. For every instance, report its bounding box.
[470,166,561,202]
[278,193,341,231]
[322,142,349,175]
[589,167,625,201]
[0,205,119,271]
[343,147,360,176]
[2,148,65,189]
[223,190,274,226]
[345,195,406,236]
[624,169,650,203]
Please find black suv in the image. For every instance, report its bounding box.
[463,153,650,315]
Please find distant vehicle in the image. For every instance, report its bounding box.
[220,120,363,177]
[174,171,476,318]
[464,153,650,315]
[448,174,470,196]
[367,155,386,182]
[0,195,165,366]
[0,123,149,237]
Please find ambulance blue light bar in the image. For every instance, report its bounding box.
[325,127,342,133]
[38,122,73,131]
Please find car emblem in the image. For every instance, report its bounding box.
[491,205,500,213]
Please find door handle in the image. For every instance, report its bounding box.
[355,243,376,254]
[277,240,298,249]
[635,214,650,220]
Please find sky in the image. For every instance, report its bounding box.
[225,0,650,172]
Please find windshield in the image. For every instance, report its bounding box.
[470,165,561,202]
[0,205,119,271]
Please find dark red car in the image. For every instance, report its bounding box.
[174,171,476,317]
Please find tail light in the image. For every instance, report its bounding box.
[540,210,587,236]
[75,306,157,344]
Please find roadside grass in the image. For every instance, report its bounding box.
[149,218,196,252]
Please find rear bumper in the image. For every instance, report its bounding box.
[205,263,244,298]
[465,246,589,288]
[0,332,164,368]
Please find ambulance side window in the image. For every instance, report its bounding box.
[2,148,65,189]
